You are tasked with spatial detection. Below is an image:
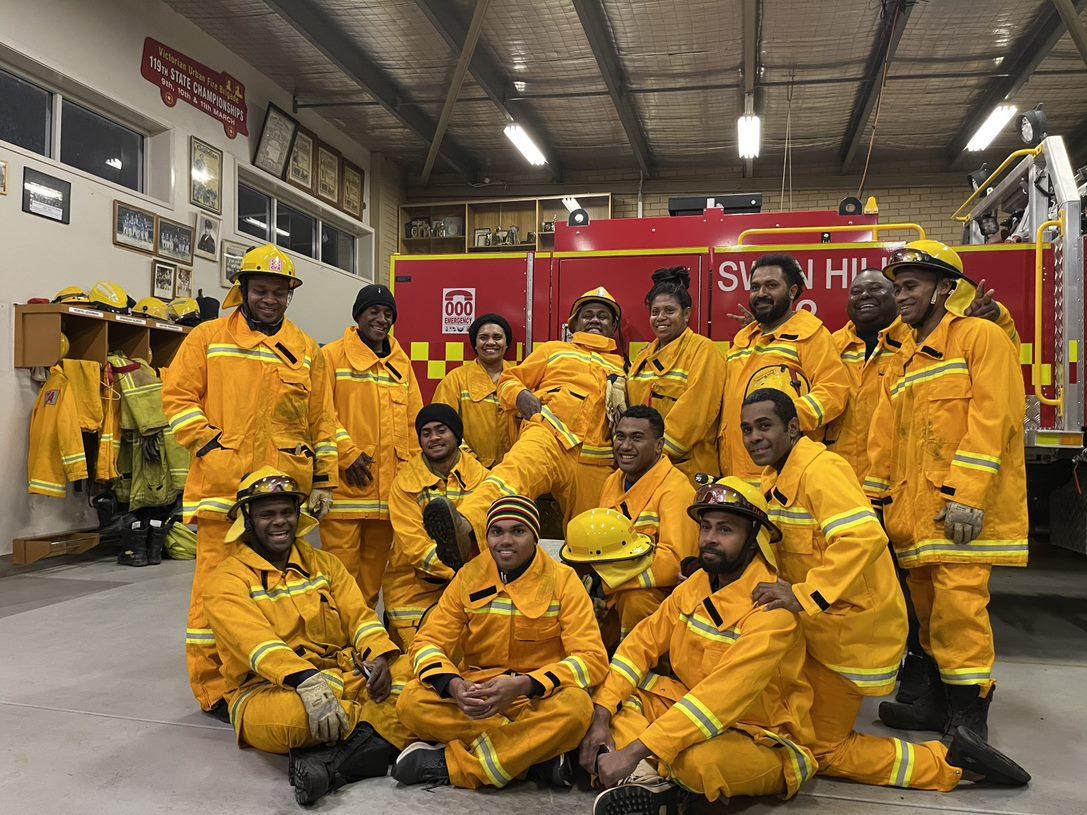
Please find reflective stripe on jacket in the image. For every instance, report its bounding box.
[433,359,517,468]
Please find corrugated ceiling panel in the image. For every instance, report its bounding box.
[634,89,734,161]
[761,0,878,83]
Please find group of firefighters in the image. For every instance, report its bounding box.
[160,238,1032,811]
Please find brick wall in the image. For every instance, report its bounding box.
[372,154,405,284]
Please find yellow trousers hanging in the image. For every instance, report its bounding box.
[396,677,594,789]
[319,518,394,608]
[611,685,791,801]
[231,655,414,754]
[803,658,961,791]
[185,516,233,711]
[907,563,995,695]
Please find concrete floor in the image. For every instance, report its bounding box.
[0,544,1083,814]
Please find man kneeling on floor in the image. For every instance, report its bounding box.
[394,495,609,789]
[203,467,413,806]
[579,477,818,814]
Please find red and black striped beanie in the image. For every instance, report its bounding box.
[486,496,541,541]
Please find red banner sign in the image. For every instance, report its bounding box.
[140,38,248,139]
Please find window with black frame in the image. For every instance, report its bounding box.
[0,67,52,156]
[60,100,143,191]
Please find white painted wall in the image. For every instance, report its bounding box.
[0,0,380,555]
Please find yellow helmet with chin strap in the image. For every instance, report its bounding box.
[560,508,656,589]
[687,476,781,569]
[167,297,201,326]
[745,365,810,401]
[225,466,317,543]
[223,244,302,309]
[89,281,134,314]
[133,297,169,320]
[54,286,90,304]
[882,240,977,317]
[569,286,622,323]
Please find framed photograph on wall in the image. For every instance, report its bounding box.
[152,259,176,300]
[0,160,7,195]
[341,160,364,219]
[220,239,248,289]
[156,216,195,265]
[174,266,194,299]
[114,200,156,254]
[194,213,221,261]
[316,142,341,206]
[287,127,316,194]
[189,136,223,215]
[253,102,298,178]
[22,167,71,224]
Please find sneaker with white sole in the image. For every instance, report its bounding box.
[593,778,679,815]
[392,741,449,786]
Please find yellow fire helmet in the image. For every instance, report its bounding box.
[745,364,811,401]
[132,297,169,321]
[53,286,90,304]
[561,508,656,590]
[569,285,622,323]
[687,476,781,569]
[223,244,302,309]
[882,240,978,317]
[59,332,70,359]
[225,466,317,543]
[89,281,133,314]
[167,297,201,326]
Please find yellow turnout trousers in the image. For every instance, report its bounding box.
[319,518,394,608]
[231,654,414,754]
[907,563,995,694]
[185,516,232,710]
[397,678,593,789]
[611,683,789,801]
[613,588,668,641]
[803,658,960,791]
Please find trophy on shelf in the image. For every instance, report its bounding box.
[507,225,519,245]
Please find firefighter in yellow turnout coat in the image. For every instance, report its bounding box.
[384,405,489,648]
[719,254,850,484]
[163,245,338,712]
[321,284,423,606]
[579,477,816,811]
[742,387,1029,790]
[867,242,1030,749]
[394,496,608,789]
[202,468,413,806]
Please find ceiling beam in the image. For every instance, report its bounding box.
[413,0,562,180]
[946,0,1087,164]
[840,0,915,169]
[570,0,654,177]
[1051,0,1087,69]
[420,0,491,185]
[262,0,480,182]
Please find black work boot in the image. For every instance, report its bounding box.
[146,520,168,566]
[422,497,474,572]
[945,683,992,742]
[117,522,149,567]
[289,723,398,806]
[392,741,449,786]
[946,725,1030,786]
[878,659,946,733]
[528,752,574,789]
[895,650,936,704]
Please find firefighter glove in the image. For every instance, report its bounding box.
[296,673,349,744]
[307,488,333,520]
[936,500,984,545]
[605,374,628,428]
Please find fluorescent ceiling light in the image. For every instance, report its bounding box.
[561,196,581,213]
[105,157,123,170]
[737,114,761,159]
[504,124,546,166]
[966,104,1017,152]
[245,216,287,237]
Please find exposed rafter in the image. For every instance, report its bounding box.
[262,0,479,182]
[570,0,654,177]
[840,0,915,169]
[413,0,561,180]
[946,0,1087,163]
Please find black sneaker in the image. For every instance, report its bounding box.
[528,752,574,789]
[393,742,449,786]
[593,778,679,815]
[202,700,231,723]
[422,498,473,571]
[290,723,397,806]
[946,725,1030,786]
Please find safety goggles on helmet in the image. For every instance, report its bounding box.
[228,474,305,520]
[687,483,782,544]
[885,247,962,278]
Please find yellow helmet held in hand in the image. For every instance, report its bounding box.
[223,244,303,309]
[561,508,656,590]
[133,297,169,320]
[167,297,201,326]
[89,281,133,314]
[569,286,622,323]
[53,286,90,304]
[687,476,781,569]
[224,466,317,543]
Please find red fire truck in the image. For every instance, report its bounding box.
[390,137,1085,553]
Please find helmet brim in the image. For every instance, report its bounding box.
[687,503,782,544]
[882,259,973,285]
[227,489,307,520]
[559,537,655,565]
[569,296,621,324]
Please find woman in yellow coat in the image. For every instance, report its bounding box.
[628,267,725,481]
[432,313,518,468]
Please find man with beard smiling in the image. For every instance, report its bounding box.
[742,387,1028,791]
[320,284,423,606]
[578,477,817,814]
[384,404,489,649]
[717,254,850,485]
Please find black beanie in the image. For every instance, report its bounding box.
[352,284,397,322]
[415,403,464,445]
[468,313,513,351]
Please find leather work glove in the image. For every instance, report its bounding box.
[605,374,628,428]
[307,488,333,520]
[935,501,984,545]
[296,673,349,744]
